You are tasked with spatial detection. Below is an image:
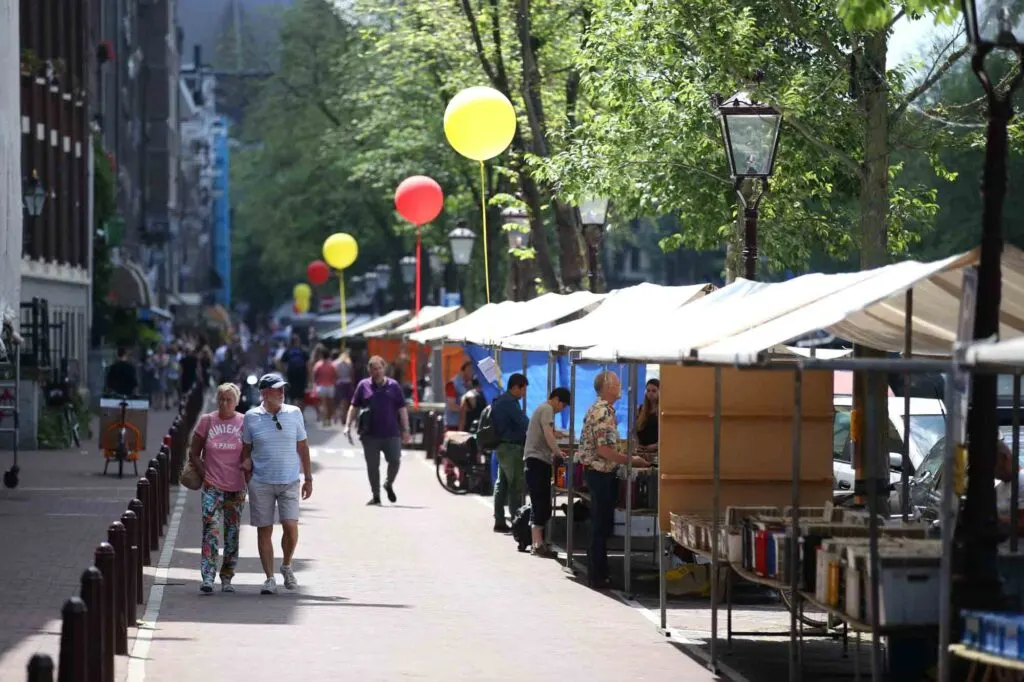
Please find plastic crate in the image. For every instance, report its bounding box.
[961,610,983,649]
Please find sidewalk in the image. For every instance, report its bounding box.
[0,407,179,681]
[138,425,718,682]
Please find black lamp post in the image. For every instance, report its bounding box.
[364,270,380,315]
[953,0,1024,656]
[578,197,609,293]
[428,247,445,304]
[448,220,476,304]
[503,206,530,301]
[375,263,392,310]
[22,172,46,254]
[712,91,782,281]
[399,255,417,307]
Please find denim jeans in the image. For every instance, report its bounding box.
[585,468,618,583]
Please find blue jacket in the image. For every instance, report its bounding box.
[491,391,529,445]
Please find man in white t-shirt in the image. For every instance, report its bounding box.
[523,387,571,556]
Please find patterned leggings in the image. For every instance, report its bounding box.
[201,486,246,584]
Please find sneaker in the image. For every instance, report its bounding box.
[260,577,278,595]
[221,578,235,593]
[383,481,397,503]
[200,580,214,594]
[531,545,557,558]
[367,497,381,506]
[493,521,510,533]
[281,564,298,590]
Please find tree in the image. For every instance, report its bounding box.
[0,0,22,353]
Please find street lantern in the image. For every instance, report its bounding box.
[375,263,392,289]
[502,206,530,250]
[713,91,782,281]
[963,0,1020,48]
[23,174,46,217]
[350,274,364,297]
[577,196,609,293]
[399,255,417,286]
[428,246,445,278]
[363,270,379,296]
[448,221,476,267]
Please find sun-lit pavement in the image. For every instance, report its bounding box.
[138,424,717,682]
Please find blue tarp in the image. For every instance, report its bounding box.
[567,362,645,439]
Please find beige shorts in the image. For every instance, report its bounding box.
[315,385,335,400]
[247,480,301,527]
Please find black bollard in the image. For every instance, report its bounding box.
[57,597,87,682]
[129,490,150,568]
[148,459,164,531]
[145,467,160,550]
[93,543,115,682]
[424,411,435,459]
[120,510,139,622]
[106,522,128,655]
[156,449,171,515]
[27,653,54,682]
[80,566,106,682]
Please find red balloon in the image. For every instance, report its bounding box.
[395,175,444,226]
[307,260,330,286]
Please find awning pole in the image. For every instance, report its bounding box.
[566,358,578,574]
[710,366,722,673]
[902,290,913,522]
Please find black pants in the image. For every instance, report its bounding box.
[524,458,552,527]
[585,469,618,583]
[362,436,401,496]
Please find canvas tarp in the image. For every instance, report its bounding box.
[498,283,711,353]
[697,246,1024,365]
[459,291,605,346]
[320,310,411,341]
[408,301,518,345]
[366,305,464,339]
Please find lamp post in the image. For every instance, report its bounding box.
[578,197,609,294]
[502,206,530,300]
[399,255,417,307]
[364,270,380,315]
[946,4,1024,679]
[448,220,476,304]
[428,246,445,304]
[375,263,392,310]
[712,91,782,281]
[22,172,46,255]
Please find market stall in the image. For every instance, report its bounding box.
[318,309,412,343]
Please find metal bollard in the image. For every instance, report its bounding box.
[27,653,54,682]
[80,566,106,682]
[106,522,128,655]
[129,489,150,568]
[93,543,116,682]
[120,510,139,622]
[424,411,435,459]
[57,597,86,682]
[145,467,160,549]
[156,450,170,519]
[149,458,165,530]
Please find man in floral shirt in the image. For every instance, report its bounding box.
[577,370,649,589]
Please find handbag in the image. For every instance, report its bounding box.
[180,457,202,490]
[356,406,373,437]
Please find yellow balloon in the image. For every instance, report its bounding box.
[443,86,516,161]
[322,232,358,270]
[294,297,310,314]
[293,283,312,300]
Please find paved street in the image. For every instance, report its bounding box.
[0,407,180,681]
[135,424,717,682]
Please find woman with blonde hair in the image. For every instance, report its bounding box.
[188,383,247,594]
[333,349,354,425]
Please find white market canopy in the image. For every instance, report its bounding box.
[320,310,411,341]
[696,246,1024,365]
[499,282,712,353]
[408,301,518,345]
[458,291,605,346]
[367,305,464,339]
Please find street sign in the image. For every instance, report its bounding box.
[442,292,461,307]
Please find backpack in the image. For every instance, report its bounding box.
[510,503,532,552]
[475,403,500,450]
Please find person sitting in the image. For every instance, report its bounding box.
[105,347,138,397]
[459,378,486,431]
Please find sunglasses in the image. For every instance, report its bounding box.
[271,413,282,430]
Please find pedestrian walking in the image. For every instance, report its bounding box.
[577,370,648,589]
[523,387,571,557]
[490,373,529,532]
[241,373,313,595]
[344,355,411,506]
[188,383,247,594]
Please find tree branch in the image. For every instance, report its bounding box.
[891,41,969,121]
[459,0,498,86]
[886,8,907,32]
[784,114,861,174]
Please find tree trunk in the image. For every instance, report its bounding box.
[0,0,22,345]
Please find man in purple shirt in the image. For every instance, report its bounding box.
[344,355,411,505]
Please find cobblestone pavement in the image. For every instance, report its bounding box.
[139,425,718,682]
[0,407,180,681]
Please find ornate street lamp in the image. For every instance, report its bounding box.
[428,246,445,305]
[578,196,609,294]
[712,91,781,281]
[399,255,417,286]
[448,221,476,267]
[363,270,379,296]
[944,5,1024,679]
[503,206,530,300]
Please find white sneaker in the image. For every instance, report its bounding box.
[199,580,214,595]
[221,578,235,593]
[261,577,277,595]
[281,564,298,590]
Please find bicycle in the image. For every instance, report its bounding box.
[102,395,142,479]
[45,376,80,449]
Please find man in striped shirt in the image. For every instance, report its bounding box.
[241,373,313,595]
